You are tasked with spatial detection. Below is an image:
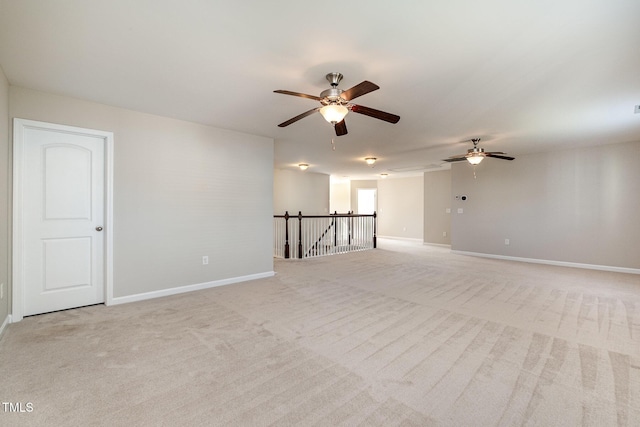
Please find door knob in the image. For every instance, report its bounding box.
[96,226,103,231]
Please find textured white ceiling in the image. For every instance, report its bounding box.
[1,0,639,179]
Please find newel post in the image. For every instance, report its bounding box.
[333,211,338,246]
[297,211,303,259]
[348,211,352,245]
[284,211,290,259]
[373,211,377,249]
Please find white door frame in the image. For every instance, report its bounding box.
[12,118,114,322]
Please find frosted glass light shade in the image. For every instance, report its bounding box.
[319,104,348,123]
[467,155,484,165]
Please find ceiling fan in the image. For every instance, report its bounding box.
[274,72,400,136]
[443,138,514,165]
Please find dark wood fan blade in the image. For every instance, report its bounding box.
[442,157,469,163]
[486,153,515,160]
[350,104,400,123]
[278,107,320,127]
[334,119,348,136]
[340,81,379,101]
[274,90,323,101]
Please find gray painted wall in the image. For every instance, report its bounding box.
[423,170,451,245]
[451,141,640,269]
[329,179,350,214]
[9,86,274,299]
[0,67,9,327]
[273,169,330,215]
[378,176,424,240]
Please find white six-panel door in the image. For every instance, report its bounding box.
[13,119,113,319]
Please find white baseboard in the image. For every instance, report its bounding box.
[451,250,640,275]
[423,242,452,248]
[0,314,10,340]
[378,236,424,243]
[109,271,275,306]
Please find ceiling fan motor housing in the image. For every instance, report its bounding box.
[320,87,346,105]
[468,147,485,155]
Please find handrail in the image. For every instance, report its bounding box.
[273,211,377,259]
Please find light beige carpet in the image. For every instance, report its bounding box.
[1,239,639,426]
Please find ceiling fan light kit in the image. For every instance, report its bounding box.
[319,104,348,124]
[275,72,400,136]
[466,155,484,165]
[466,147,485,165]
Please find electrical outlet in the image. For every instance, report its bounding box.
[202,256,209,265]
[0,283,4,299]
[505,239,510,245]
[443,231,447,237]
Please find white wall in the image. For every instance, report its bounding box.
[451,141,640,269]
[0,66,9,328]
[273,169,329,215]
[424,170,451,245]
[10,86,274,299]
[329,177,350,213]
[377,176,423,240]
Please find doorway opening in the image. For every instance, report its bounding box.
[357,188,377,214]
